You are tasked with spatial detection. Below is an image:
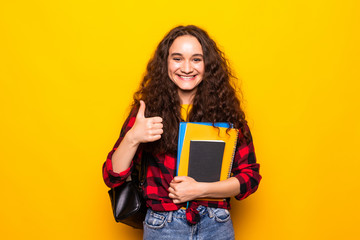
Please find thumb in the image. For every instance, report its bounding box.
[136,100,146,119]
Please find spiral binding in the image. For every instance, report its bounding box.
[227,128,239,179]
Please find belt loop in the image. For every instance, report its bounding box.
[167,211,173,223]
[207,207,214,218]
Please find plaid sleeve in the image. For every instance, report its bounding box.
[231,124,262,200]
[102,107,141,188]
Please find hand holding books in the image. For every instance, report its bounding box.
[168,176,201,204]
[168,175,242,203]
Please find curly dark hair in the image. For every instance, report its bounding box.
[132,25,249,154]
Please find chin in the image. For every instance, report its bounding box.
[178,85,199,93]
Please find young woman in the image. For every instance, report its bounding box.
[103,25,261,240]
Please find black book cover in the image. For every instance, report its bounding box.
[188,140,226,182]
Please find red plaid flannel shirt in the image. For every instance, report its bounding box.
[102,107,262,212]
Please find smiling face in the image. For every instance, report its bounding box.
[167,35,205,104]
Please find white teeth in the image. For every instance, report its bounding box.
[178,75,195,79]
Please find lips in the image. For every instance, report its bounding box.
[176,74,197,81]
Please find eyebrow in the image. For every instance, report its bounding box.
[170,53,204,57]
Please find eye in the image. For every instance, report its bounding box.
[193,58,203,62]
[173,57,181,61]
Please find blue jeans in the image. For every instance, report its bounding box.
[143,206,235,240]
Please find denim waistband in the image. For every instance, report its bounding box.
[150,206,215,223]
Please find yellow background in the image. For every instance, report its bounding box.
[1,0,359,239]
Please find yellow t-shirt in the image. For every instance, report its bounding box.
[180,104,192,121]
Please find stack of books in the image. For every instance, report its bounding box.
[176,122,239,184]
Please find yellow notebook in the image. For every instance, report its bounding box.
[176,122,238,183]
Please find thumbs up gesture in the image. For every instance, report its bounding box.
[127,100,163,145]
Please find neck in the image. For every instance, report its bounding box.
[178,89,196,104]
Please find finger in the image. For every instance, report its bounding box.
[144,136,161,143]
[150,116,163,123]
[150,134,161,141]
[149,128,163,135]
[175,176,194,182]
[146,120,163,130]
[152,123,163,129]
[136,100,146,119]
[168,193,178,199]
[172,198,182,204]
[168,187,176,194]
[169,182,177,189]
[172,176,186,182]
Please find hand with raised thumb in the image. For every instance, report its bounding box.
[127,100,163,145]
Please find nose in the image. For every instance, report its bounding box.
[180,61,193,74]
